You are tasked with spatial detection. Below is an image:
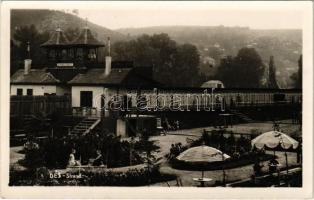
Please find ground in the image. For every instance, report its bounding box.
[10,119,301,186]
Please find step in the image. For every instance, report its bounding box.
[83,119,98,122]
[81,122,97,125]
[80,122,96,125]
[73,128,87,131]
[71,131,85,135]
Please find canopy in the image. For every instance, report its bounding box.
[176,145,230,163]
[251,131,299,150]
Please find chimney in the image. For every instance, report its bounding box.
[105,37,111,76]
[24,59,32,75]
[24,42,32,75]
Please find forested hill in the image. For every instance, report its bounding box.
[11,9,127,43]
[116,26,301,49]
[117,26,302,88]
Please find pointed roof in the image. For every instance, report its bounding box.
[71,26,105,47]
[41,27,70,47]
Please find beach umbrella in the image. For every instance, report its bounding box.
[251,131,299,175]
[251,131,299,150]
[176,145,230,179]
[177,145,230,162]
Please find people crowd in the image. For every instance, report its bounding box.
[168,142,184,160]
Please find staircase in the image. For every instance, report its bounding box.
[70,117,101,136]
[230,110,254,123]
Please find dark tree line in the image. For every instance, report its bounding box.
[112,33,204,87]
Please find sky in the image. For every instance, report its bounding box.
[76,2,303,30]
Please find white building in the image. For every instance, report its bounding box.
[10,25,160,137]
[201,80,225,88]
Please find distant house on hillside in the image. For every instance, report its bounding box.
[201,80,225,88]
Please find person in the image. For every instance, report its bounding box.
[232,150,240,159]
[296,141,302,163]
[93,150,104,166]
[273,121,280,131]
[268,158,279,174]
[68,149,80,167]
[175,120,180,130]
[169,144,175,160]
[253,159,263,176]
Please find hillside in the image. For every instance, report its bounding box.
[117,26,302,88]
[11,9,127,43]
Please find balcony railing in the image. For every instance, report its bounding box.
[72,107,101,118]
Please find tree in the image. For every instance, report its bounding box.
[112,33,202,87]
[26,111,52,138]
[12,24,49,68]
[72,9,79,16]
[172,44,200,86]
[216,48,265,88]
[290,55,302,89]
[268,56,279,89]
[10,40,22,75]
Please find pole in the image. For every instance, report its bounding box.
[279,135,289,182]
[285,151,289,175]
[220,130,226,185]
[222,152,226,185]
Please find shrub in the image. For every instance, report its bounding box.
[86,166,175,186]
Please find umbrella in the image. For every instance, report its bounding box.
[251,131,299,150]
[176,145,230,180]
[177,145,230,162]
[251,131,299,175]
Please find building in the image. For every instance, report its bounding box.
[10,27,75,96]
[201,80,225,88]
[10,25,302,138]
[10,24,161,137]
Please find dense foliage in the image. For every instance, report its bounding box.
[10,165,176,186]
[215,47,265,88]
[11,25,49,75]
[112,34,204,87]
[21,132,147,169]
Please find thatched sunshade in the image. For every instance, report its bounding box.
[176,145,230,163]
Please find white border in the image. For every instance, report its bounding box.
[1,1,313,199]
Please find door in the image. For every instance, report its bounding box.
[80,91,93,107]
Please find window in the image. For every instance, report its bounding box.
[61,49,67,60]
[26,89,33,96]
[16,88,23,96]
[88,49,97,60]
[76,48,83,60]
[48,50,55,60]
[217,84,222,88]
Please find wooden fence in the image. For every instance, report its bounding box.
[10,95,71,116]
